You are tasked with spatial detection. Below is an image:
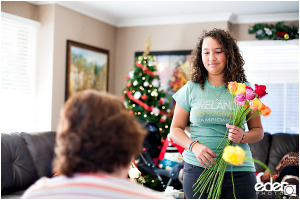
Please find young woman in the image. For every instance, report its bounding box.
[170,29,264,199]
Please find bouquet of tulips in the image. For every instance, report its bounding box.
[193,82,271,199]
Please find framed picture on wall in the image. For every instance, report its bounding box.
[135,50,192,117]
[135,50,192,93]
[65,40,109,100]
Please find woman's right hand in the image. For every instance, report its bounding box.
[261,170,277,182]
[192,143,217,167]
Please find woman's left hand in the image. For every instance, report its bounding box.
[226,124,243,143]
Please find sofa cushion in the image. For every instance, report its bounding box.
[268,133,299,171]
[21,132,56,178]
[1,133,39,194]
[249,132,271,172]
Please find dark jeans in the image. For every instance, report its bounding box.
[183,162,258,199]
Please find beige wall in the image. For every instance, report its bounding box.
[51,5,117,130]
[1,1,38,21]
[115,22,229,96]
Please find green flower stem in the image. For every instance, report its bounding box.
[207,162,221,192]
[244,157,271,173]
[209,162,224,198]
[208,171,219,198]
[210,140,231,199]
[239,107,251,124]
[231,165,237,199]
[198,172,214,197]
[216,127,229,152]
[246,110,260,123]
[215,161,227,198]
[233,103,239,125]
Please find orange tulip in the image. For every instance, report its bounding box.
[260,104,271,116]
[228,81,237,95]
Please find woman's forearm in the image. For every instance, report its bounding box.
[243,127,264,143]
[169,127,193,150]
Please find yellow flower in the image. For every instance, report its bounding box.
[223,146,245,165]
[249,98,262,110]
[235,83,246,95]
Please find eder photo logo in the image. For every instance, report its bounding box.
[283,184,296,196]
[255,178,297,197]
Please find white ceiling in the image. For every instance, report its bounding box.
[30,1,299,27]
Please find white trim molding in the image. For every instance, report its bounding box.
[117,13,233,27]
[28,1,299,27]
[230,12,299,24]
[1,12,41,27]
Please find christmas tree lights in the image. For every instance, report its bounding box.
[122,55,172,139]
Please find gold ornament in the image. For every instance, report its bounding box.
[284,33,290,40]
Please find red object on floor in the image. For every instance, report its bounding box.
[158,137,184,161]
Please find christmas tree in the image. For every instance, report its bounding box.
[121,37,172,139]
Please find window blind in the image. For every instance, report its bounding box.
[0,12,40,132]
[238,40,299,134]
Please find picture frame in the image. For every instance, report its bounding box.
[135,50,192,93]
[135,50,192,118]
[65,40,109,100]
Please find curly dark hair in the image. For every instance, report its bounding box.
[53,90,146,177]
[191,28,247,89]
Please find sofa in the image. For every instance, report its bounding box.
[1,131,56,199]
[1,131,298,199]
[249,132,299,172]
[248,132,299,199]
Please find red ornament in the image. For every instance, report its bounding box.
[141,94,148,100]
[121,95,124,99]
[129,110,134,114]
[159,99,164,104]
[125,76,129,81]
[276,31,287,38]
[160,118,166,123]
[280,31,286,37]
[276,31,281,37]
[127,82,132,87]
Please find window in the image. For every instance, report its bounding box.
[238,40,299,134]
[0,12,40,132]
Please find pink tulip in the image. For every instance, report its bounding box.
[234,94,246,106]
[245,89,256,100]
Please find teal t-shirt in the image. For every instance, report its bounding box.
[172,80,255,172]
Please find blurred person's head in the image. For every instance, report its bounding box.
[53,90,146,177]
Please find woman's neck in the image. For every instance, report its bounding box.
[207,75,225,87]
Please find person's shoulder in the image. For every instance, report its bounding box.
[21,177,52,198]
[186,80,200,88]
[126,181,170,199]
[242,81,252,88]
